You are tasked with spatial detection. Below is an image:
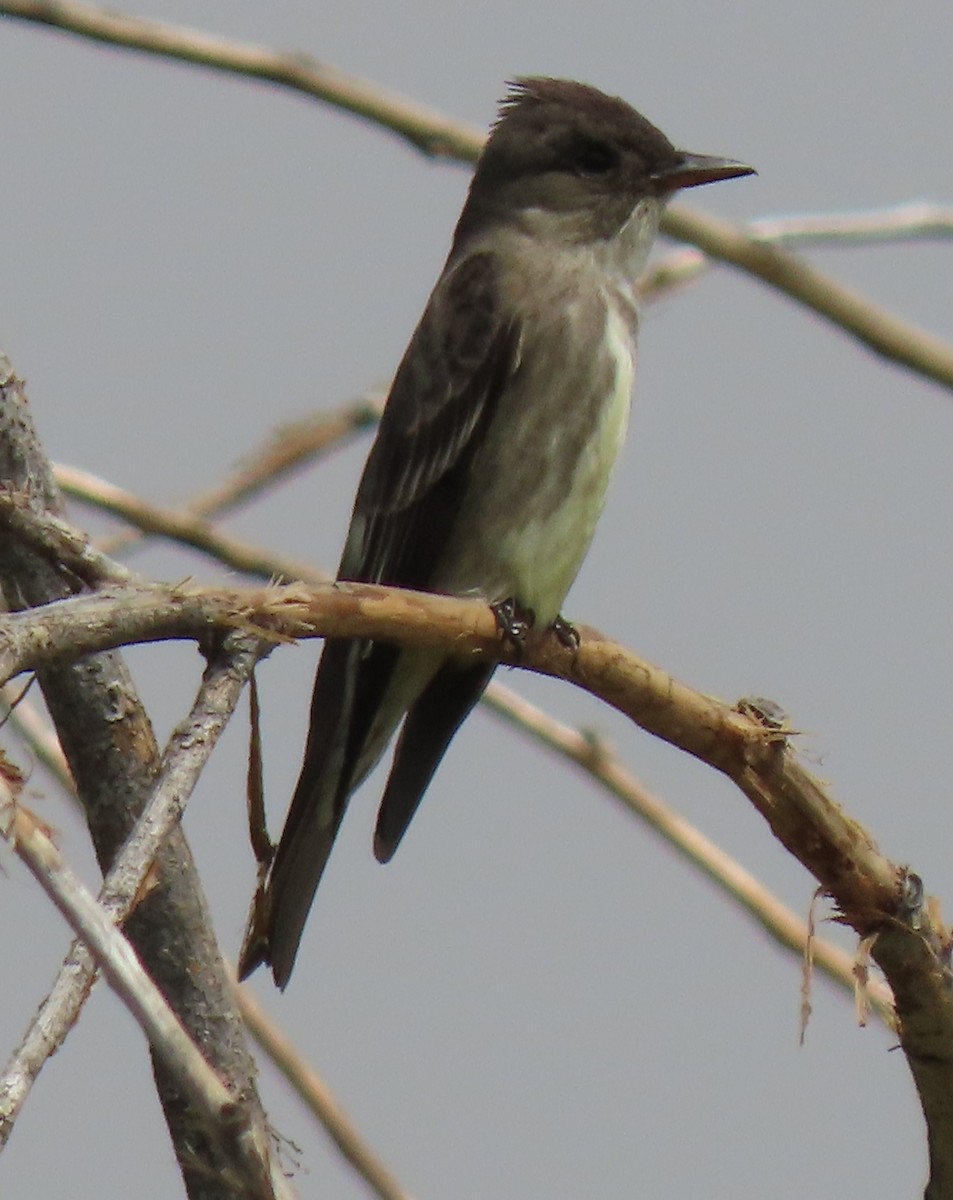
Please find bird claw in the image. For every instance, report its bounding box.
[492,597,536,653]
[551,614,580,650]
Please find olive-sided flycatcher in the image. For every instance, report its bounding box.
[239,77,753,986]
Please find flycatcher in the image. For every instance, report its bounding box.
[240,77,753,986]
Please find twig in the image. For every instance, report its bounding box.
[4,573,948,1160]
[752,201,953,245]
[0,0,484,158]
[0,518,894,1036]
[237,979,417,1200]
[54,463,320,581]
[0,487,139,586]
[483,684,895,1026]
[1,685,73,793]
[0,775,284,1196]
[4,0,953,394]
[645,201,953,297]
[0,634,264,1148]
[0,351,274,1199]
[661,205,953,390]
[92,393,384,558]
[0,573,918,894]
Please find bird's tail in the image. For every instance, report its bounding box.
[238,637,496,987]
[238,637,403,986]
[238,639,451,987]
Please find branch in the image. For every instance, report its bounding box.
[0,0,483,157]
[0,773,287,1197]
[90,392,384,558]
[482,685,895,1027]
[0,524,895,1035]
[660,206,953,391]
[0,487,139,587]
[645,201,953,297]
[3,572,948,1180]
[0,576,921,889]
[0,354,274,1199]
[0,631,267,1150]
[4,1,953,393]
[237,980,417,1200]
[0,684,73,793]
[51,465,319,582]
[748,200,953,245]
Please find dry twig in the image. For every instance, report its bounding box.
[3,0,952,391]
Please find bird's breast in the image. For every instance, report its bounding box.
[436,285,636,626]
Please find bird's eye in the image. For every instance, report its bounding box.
[572,140,620,176]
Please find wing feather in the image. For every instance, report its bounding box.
[341,250,520,588]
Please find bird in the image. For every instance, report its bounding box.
[239,77,754,987]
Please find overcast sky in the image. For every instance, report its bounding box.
[3,3,952,1198]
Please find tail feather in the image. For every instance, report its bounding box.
[239,638,402,987]
[373,662,496,863]
[238,640,460,987]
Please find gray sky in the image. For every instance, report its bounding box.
[3,3,951,1197]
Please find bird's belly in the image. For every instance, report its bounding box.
[437,311,634,627]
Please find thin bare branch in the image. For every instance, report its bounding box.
[0,0,484,157]
[0,487,139,586]
[54,463,320,581]
[1,685,72,792]
[0,579,488,677]
[661,204,953,390]
[752,200,953,244]
[0,635,263,1148]
[99,634,266,918]
[4,1,953,394]
[483,684,896,1027]
[646,201,953,298]
[3,792,210,1083]
[237,979,416,1200]
[4,572,948,1169]
[0,574,919,888]
[0,775,286,1197]
[92,393,384,558]
[0,353,274,1199]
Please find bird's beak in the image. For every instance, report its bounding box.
[652,153,756,192]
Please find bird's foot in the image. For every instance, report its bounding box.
[492,597,536,656]
[551,614,580,651]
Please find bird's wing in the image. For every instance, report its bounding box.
[341,248,521,588]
